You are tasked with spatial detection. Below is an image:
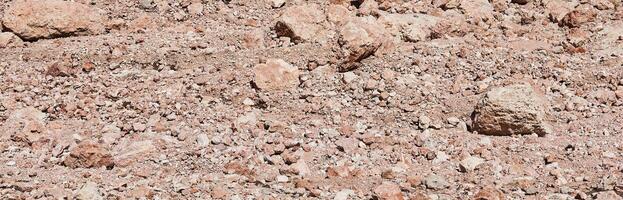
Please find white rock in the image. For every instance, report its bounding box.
[334,189,354,200]
[459,156,485,172]
[196,134,210,147]
[276,175,289,183]
[271,0,285,8]
[342,72,359,83]
[76,182,103,200]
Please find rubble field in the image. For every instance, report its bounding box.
[1,0,622,199]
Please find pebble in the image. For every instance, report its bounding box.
[276,175,289,183]
[424,174,449,190]
[271,0,285,8]
[419,115,432,129]
[196,134,210,147]
[447,117,461,126]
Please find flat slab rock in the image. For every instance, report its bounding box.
[472,84,553,136]
[2,0,105,40]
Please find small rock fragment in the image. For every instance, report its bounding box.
[373,182,404,200]
[594,191,623,200]
[0,107,46,142]
[0,32,24,48]
[271,0,286,8]
[472,84,552,136]
[76,182,103,200]
[334,189,355,200]
[276,175,289,183]
[63,141,114,169]
[187,2,204,15]
[196,134,210,147]
[460,0,494,21]
[560,8,597,28]
[419,115,432,129]
[460,156,485,172]
[335,137,358,153]
[545,0,577,23]
[253,59,300,91]
[343,72,359,83]
[510,0,531,5]
[424,174,449,190]
[114,140,156,167]
[327,5,351,25]
[473,186,505,200]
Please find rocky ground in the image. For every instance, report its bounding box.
[1,0,622,199]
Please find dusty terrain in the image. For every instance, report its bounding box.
[1,0,622,199]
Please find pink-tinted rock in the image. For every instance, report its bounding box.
[253,59,300,91]
[275,4,326,43]
[0,32,24,48]
[2,0,105,40]
[374,182,404,200]
[63,141,114,169]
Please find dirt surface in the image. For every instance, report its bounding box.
[1,0,623,199]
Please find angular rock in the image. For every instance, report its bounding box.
[290,161,311,177]
[373,182,404,200]
[63,141,114,169]
[327,165,351,178]
[338,16,385,71]
[378,13,440,43]
[76,182,104,200]
[187,2,204,15]
[0,32,24,48]
[196,134,210,147]
[271,0,286,8]
[460,156,485,172]
[114,140,156,167]
[545,0,577,23]
[334,189,355,200]
[275,4,326,43]
[335,137,358,153]
[327,5,351,25]
[594,191,623,200]
[2,0,105,40]
[0,107,46,143]
[424,174,449,190]
[473,186,505,200]
[595,22,623,56]
[253,59,300,91]
[460,0,495,21]
[472,84,552,136]
[560,8,597,28]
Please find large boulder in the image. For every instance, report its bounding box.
[472,84,552,136]
[275,4,327,43]
[2,0,105,40]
